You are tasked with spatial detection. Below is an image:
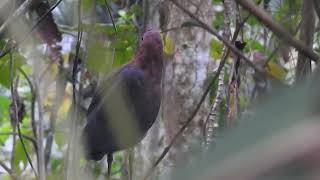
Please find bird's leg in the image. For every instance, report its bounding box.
[128,148,134,180]
[107,153,113,179]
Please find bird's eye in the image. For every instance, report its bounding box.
[141,37,144,41]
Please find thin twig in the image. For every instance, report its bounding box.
[18,68,38,149]
[235,0,319,62]
[264,21,302,67]
[160,26,181,33]
[0,0,63,59]
[0,133,37,147]
[10,53,38,178]
[0,0,34,35]
[17,124,38,179]
[0,159,15,179]
[9,50,17,172]
[144,0,266,178]
[104,0,117,34]
[168,0,282,83]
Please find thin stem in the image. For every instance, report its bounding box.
[168,0,282,83]
[104,0,117,34]
[0,159,15,179]
[0,132,37,147]
[9,49,38,178]
[0,0,63,59]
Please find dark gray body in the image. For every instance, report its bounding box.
[83,64,161,160]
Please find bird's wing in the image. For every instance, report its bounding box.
[86,64,146,116]
[84,64,154,159]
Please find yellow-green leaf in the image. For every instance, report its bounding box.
[161,34,175,56]
[210,38,223,60]
[265,61,287,80]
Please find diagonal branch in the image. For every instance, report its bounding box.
[313,0,320,21]
[235,0,319,63]
[168,0,282,83]
[144,1,283,179]
[0,0,36,35]
[0,132,37,147]
[0,159,15,179]
[0,0,63,59]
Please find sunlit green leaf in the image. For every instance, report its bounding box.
[0,122,11,144]
[210,38,223,59]
[13,138,32,174]
[246,40,264,52]
[181,20,202,28]
[0,53,25,88]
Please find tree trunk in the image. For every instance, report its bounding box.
[131,0,214,179]
[295,0,315,81]
[162,0,213,174]
[131,1,168,180]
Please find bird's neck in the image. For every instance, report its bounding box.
[131,50,163,83]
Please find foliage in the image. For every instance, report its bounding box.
[0,0,319,179]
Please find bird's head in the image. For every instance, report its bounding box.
[133,29,164,78]
[140,29,163,52]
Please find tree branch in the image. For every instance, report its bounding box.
[0,0,63,59]
[235,0,319,63]
[168,0,283,83]
[0,132,37,147]
[0,0,35,35]
[313,0,320,21]
[0,159,15,179]
[10,53,38,178]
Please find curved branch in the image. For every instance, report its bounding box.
[0,132,37,147]
[10,55,38,179]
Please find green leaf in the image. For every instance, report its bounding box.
[212,12,224,29]
[0,39,7,50]
[13,139,32,174]
[212,0,221,5]
[51,157,64,174]
[265,61,288,81]
[0,95,10,122]
[246,16,259,26]
[86,40,113,73]
[247,40,264,52]
[54,132,66,148]
[181,20,202,28]
[0,122,11,145]
[210,38,223,59]
[0,53,25,88]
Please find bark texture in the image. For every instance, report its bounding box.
[295,0,315,81]
[132,1,168,180]
[132,1,214,179]
[162,0,213,174]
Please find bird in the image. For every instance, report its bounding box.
[82,29,163,178]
